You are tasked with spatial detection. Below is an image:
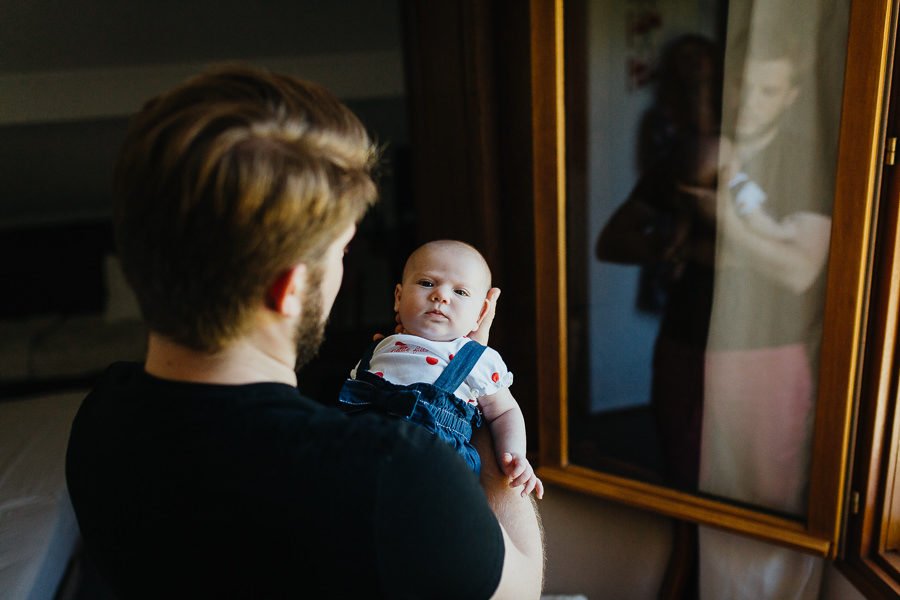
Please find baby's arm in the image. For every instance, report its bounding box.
[479,388,544,499]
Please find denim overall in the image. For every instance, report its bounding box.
[338,339,486,474]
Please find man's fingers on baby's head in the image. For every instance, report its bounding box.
[535,479,544,500]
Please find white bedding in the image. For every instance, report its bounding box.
[0,391,86,600]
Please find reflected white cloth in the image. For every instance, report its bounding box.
[729,172,768,216]
[699,344,814,514]
[699,527,823,600]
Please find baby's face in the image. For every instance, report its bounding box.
[394,244,490,342]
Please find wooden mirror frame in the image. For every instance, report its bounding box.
[533,0,897,557]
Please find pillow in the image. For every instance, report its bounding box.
[103,255,141,323]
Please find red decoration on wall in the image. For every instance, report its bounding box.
[626,2,663,91]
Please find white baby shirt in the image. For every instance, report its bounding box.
[350,333,514,404]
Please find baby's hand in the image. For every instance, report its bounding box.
[500,452,544,499]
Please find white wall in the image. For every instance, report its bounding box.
[585,0,717,412]
[540,486,672,599]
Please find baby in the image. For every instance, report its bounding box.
[339,240,543,498]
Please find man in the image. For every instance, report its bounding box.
[65,65,543,599]
[694,43,834,600]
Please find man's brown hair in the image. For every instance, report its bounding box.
[113,65,377,351]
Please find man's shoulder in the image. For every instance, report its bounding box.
[298,408,463,472]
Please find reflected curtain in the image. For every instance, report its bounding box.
[699,0,850,597]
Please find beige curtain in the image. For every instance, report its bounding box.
[698,0,850,597]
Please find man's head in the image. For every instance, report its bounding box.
[113,65,377,353]
[394,240,492,342]
[734,56,799,140]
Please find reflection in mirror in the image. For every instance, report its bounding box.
[566,0,849,517]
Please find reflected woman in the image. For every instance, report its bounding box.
[596,34,723,493]
[596,34,724,599]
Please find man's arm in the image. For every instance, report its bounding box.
[720,207,831,293]
[683,184,831,293]
[473,426,545,600]
[467,287,544,596]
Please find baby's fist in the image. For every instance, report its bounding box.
[500,453,544,499]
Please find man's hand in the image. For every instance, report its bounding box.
[469,287,501,345]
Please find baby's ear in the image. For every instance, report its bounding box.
[393,283,403,312]
[473,296,491,330]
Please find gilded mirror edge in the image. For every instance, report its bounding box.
[533,0,895,561]
[808,0,898,547]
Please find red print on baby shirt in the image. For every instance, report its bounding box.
[388,340,430,355]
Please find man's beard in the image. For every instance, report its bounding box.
[293,266,327,370]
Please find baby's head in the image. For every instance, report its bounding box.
[394,240,492,342]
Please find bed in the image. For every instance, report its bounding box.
[0,220,146,599]
[0,391,85,600]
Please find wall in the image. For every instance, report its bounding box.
[540,484,865,599]
[0,0,405,227]
[0,0,410,336]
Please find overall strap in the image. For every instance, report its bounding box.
[433,340,487,394]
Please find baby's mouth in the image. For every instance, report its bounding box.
[426,310,447,318]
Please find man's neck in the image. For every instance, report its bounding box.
[736,126,779,163]
[144,332,298,387]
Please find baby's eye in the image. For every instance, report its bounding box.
[417,280,434,288]
[454,289,470,297]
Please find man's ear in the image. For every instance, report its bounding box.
[267,264,307,317]
[393,283,403,312]
[786,85,800,108]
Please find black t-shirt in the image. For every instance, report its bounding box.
[65,363,504,599]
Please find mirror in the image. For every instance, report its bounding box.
[535,0,894,555]
[568,0,848,517]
